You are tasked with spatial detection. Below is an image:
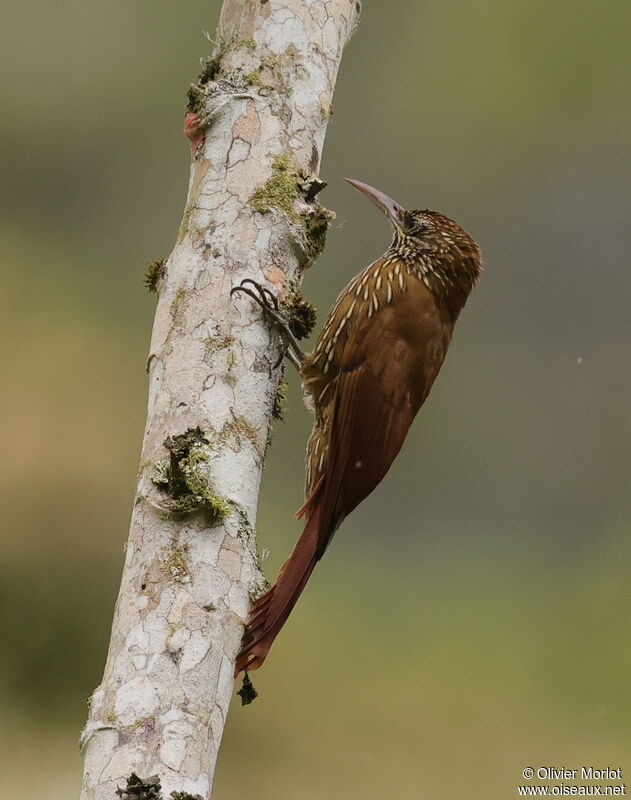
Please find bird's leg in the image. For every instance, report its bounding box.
[231,279,305,371]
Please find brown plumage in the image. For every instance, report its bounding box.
[235,179,482,676]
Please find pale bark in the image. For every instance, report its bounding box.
[79,1,360,798]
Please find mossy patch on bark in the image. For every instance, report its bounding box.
[116,773,203,800]
[220,416,259,449]
[177,202,195,244]
[198,55,222,85]
[281,279,317,339]
[250,155,299,218]
[203,333,235,362]
[164,542,191,584]
[170,288,187,327]
[152,427,231,520]
[115,773,162,799]
[186,52,224,113]
[144,258,166,293]
[245,69,264,87]
[302,202,335,261]
[250,156,333,265]
[272,371,288,421]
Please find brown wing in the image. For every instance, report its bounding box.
[313,277,453,556]
[236,274,457,676]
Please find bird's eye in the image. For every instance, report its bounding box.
[405,218,428,236]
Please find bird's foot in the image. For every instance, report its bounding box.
[231,279,305,370]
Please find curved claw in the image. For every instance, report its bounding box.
[242,278,278,310]
[230,278,305,372]
[230,279,279,312]
[230,284,269,310]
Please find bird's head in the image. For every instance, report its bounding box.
[345,178,482,300]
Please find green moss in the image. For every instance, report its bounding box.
[151,427,231,521]
[245,69,263,87]
[116,772,162,799]
[297,174,327,201]
[186,86,203,115]
[151,458,170,490]
[250,158,334,264]
[184,449,232,519]
[233,505,270,597]
[239,37,256,50]
[226,350,236,370]
[164,543,191,584]
[281,280,317,339]
[272,372,288,421]
[144,258,166,293]
[204,333,234,360]
[261,53,284,89]
[170,288,186,326]
[164,428,205,461]
[241,53,286,95]
[177,202,195,243]
[250,155,299,219]
[198,55,222,86]
[185,54,223,113]
[209,492,232,519]
[302,203,335,262]
[221,416,258,447]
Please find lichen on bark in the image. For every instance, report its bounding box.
[145,259,167,293]
[250,154,300,216]
[151,427,231,519]
[249,154,335,265]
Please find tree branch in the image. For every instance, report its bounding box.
[79,1,360,798]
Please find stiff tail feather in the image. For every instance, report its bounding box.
[234,508,322,676]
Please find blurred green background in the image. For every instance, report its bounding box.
[2,1,631,797]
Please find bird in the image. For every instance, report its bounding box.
[233,178,482,676]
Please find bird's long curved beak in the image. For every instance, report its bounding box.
[345,178,406,230]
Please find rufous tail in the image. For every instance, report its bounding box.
[234,508,322,676]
